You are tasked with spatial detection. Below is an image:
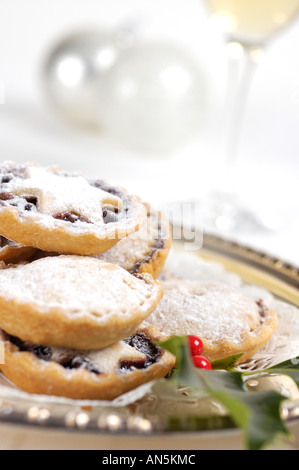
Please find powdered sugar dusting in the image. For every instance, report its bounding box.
[161,243,299,370]
[8,167,122,224]
[0,162,147,239]
[0,256,161,321]
[146,279,261,343]
[97,209,166,270]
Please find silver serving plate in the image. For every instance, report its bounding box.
[0,232,298,449]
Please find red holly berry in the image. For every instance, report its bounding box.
[188,335,204,356]
[192,355,212,370]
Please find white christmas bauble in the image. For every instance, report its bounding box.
[96,41,209,152]
[41,30,127,127]
[42,31,209,152]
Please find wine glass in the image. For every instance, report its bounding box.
[201,0,299,233]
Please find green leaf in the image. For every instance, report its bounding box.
[158,335,186,370]
[211,353,244,370]
[158,335,201,388]
[196,369,290,450]
[267,358,299,370]
[241,391,290,450]
[158,335,292,450]
[151,379,181,400]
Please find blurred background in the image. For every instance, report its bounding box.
[1,0,299,264]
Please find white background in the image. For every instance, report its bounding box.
[0,0,299,264]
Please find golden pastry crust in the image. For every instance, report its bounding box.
[0,162,147,255]
[0,256,163,350]
[201,308,277,363]
[0,325,176,400]
[97,205,172,279]
[144,279,277,364]
[0,235,37,263]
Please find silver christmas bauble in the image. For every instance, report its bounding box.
[42,31,209,152]
[96,41,209,152]
[41,29,128,127]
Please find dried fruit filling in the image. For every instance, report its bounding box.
[3,330,161,375]
[0,165,124,224]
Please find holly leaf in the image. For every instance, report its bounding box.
[195,369,290,450]
[267,358,299,370]
[158,335,292,450]
[211,353,244,370]
[158,335,202,388]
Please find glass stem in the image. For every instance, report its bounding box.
[203,43,266,233]
[224,43,263,183]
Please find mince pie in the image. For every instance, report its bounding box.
[0,161,147,255]
[0,325,175,400]
[97,204,171,279]
[0,255,163,350]
[144,279,277,363]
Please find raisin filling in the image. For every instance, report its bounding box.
[118,359,147,372]
[23,195,38,212]
[53,211,91,224]
[4,332,102,374]
[0,166,36,211]
[1,175,13,184]
[89,179,124,200]
[130,216,165,275]
[256,299,268,319]
[5,333,52,361]
[0,192,14,201]
[60,354,102,375]
[121,332,161,372]
[90,179,127,224]
[3,330,161,375]
[102,208,119,224]
[0,165,26,180]
[0,167,124,224]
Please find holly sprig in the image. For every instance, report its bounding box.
[155,336,299,450]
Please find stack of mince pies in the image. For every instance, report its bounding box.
[0,161,278,401]
[0,161,175,400]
